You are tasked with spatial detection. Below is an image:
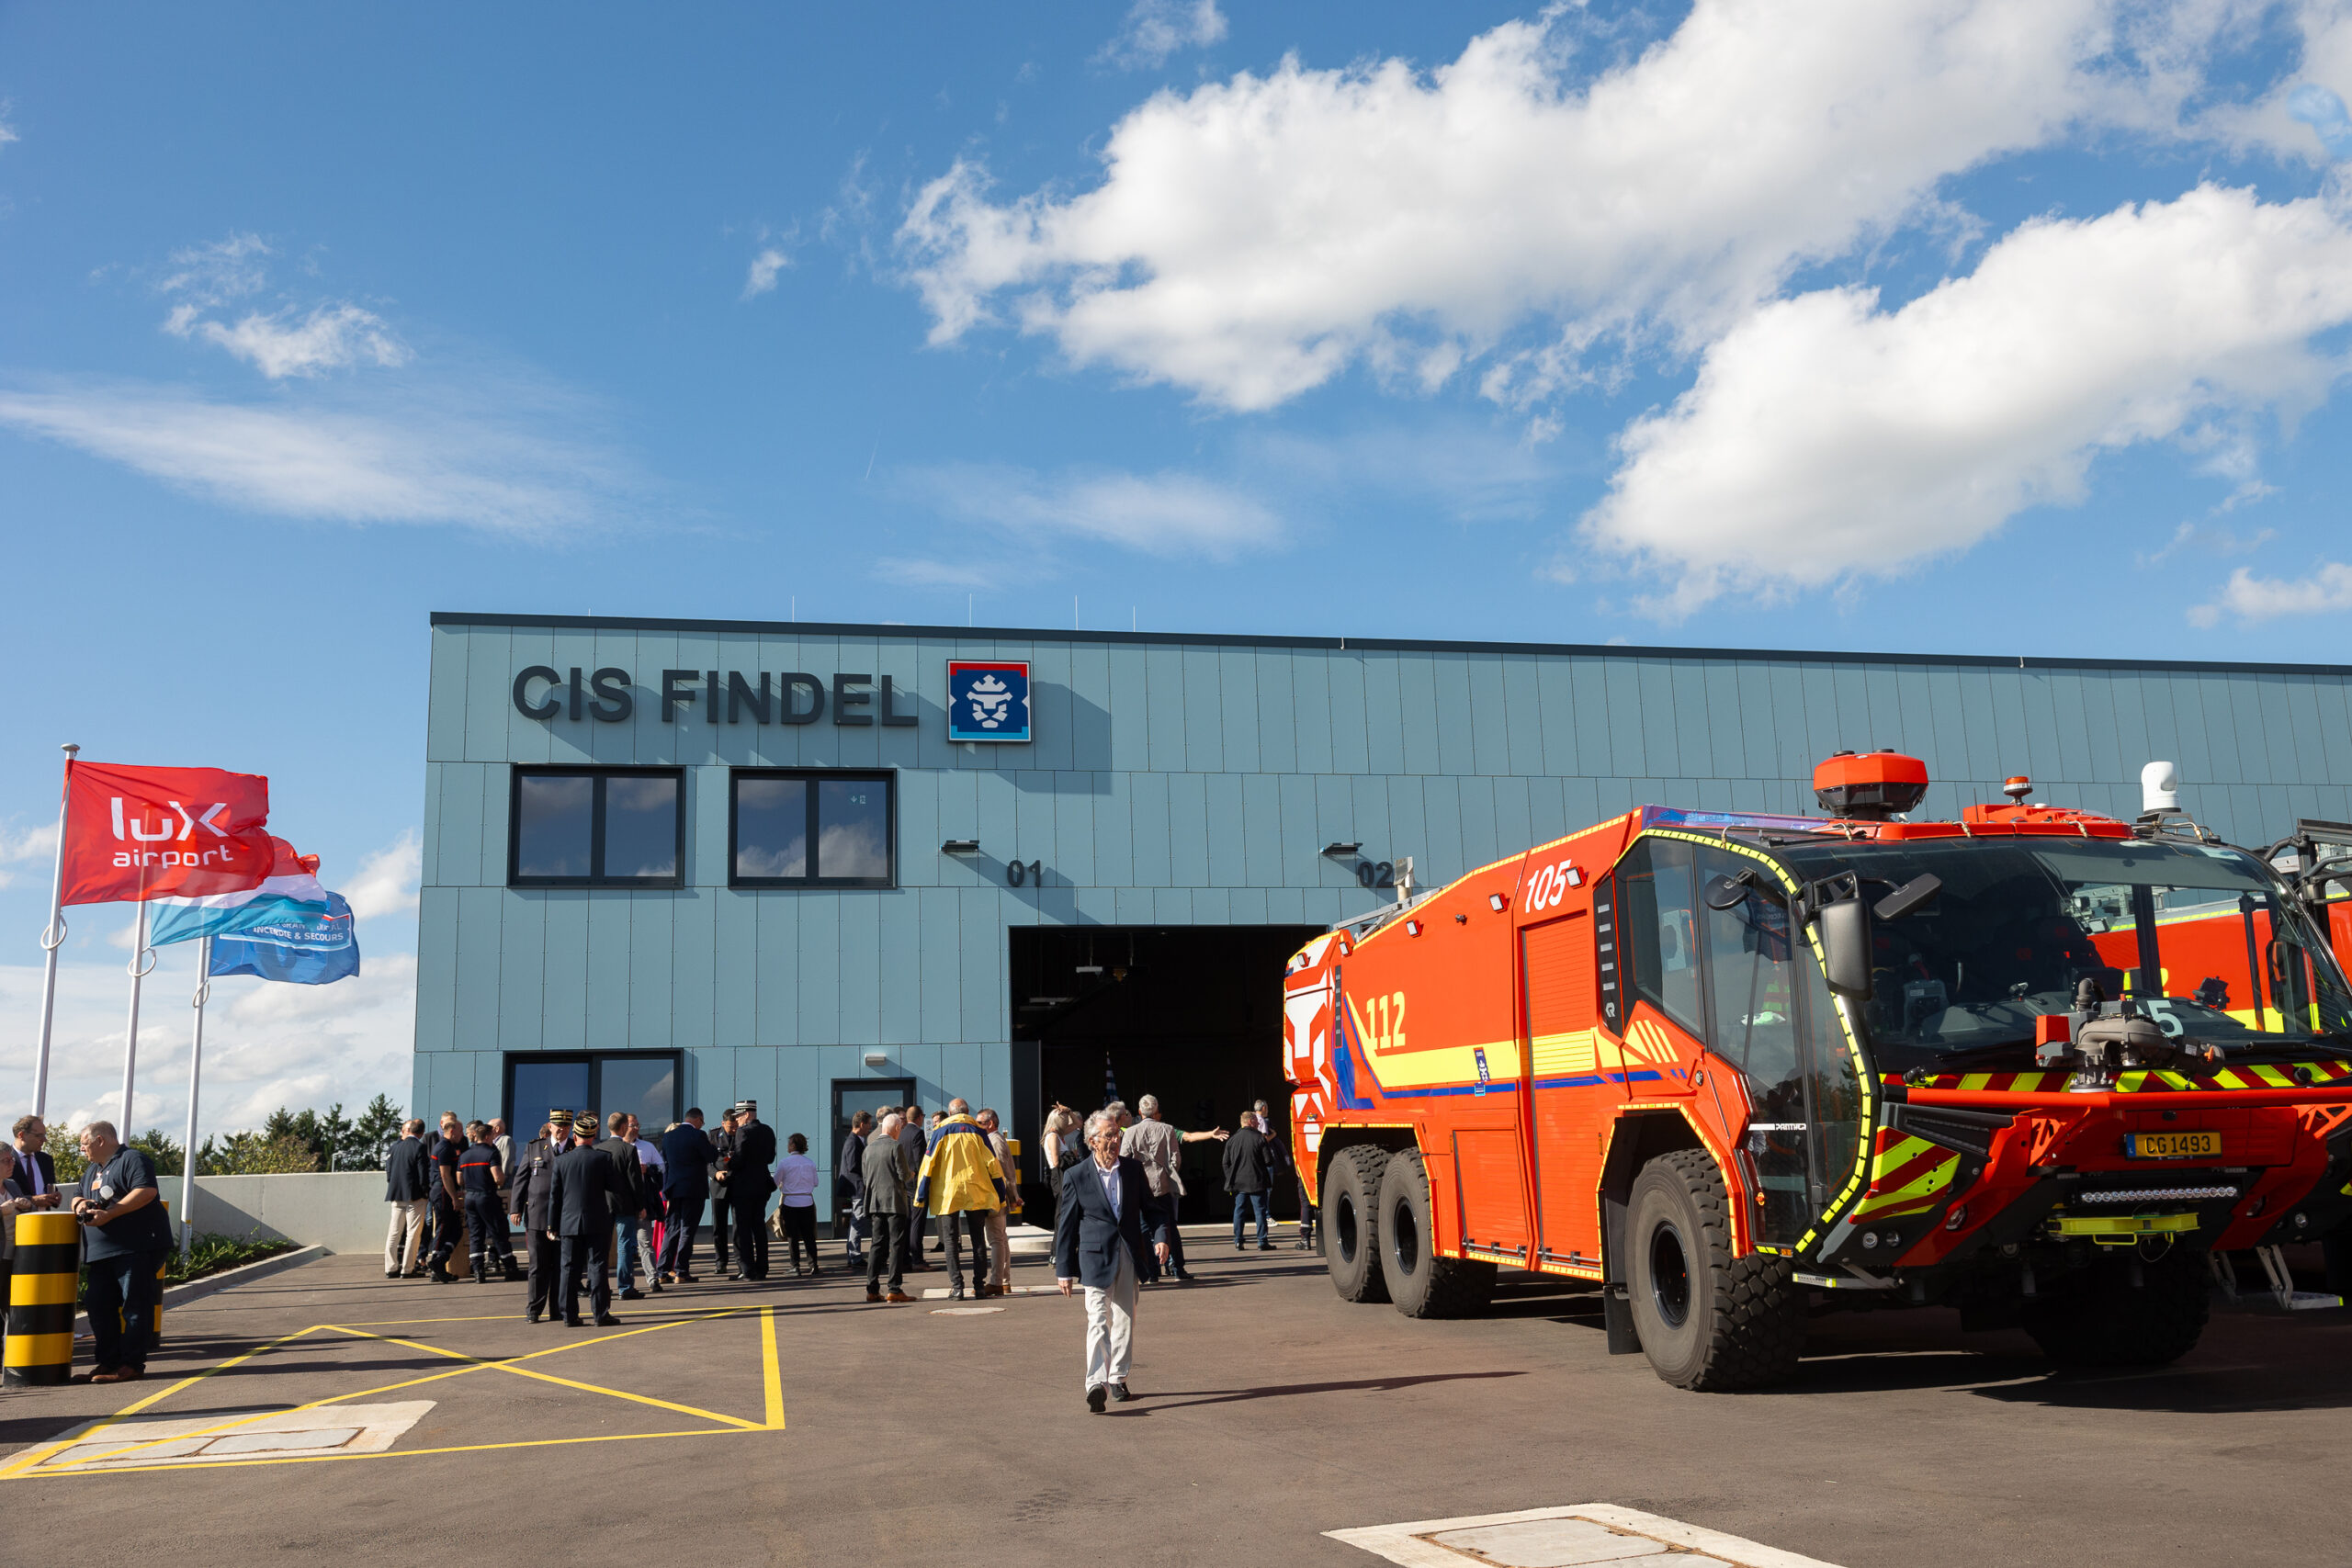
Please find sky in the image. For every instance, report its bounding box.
[4,0,2352,1142]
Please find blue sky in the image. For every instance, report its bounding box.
[4,1,2352,1134]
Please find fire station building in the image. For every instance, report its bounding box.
[412,611,2352,1213]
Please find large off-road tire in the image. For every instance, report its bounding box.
[1325,1145,1391,1303]
[1377,1148,1498,1318]
[2024,1248,2210,1368]
[1624,1149,1805,1390]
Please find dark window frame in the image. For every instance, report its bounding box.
[502,1050,685,1134]
[728,768,898,889]
[508,766,686,889]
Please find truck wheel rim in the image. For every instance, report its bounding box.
[1389,1198,1420,1278]
[1648,1222,1691,1329]
[1336,1193,1360,1264]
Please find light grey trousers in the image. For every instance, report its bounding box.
[1082,1243,1137,1390]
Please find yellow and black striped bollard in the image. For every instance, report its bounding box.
[5,1211,81,1386]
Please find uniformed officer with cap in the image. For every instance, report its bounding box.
[509,1111,572,1324]
[728,1100,778,1280]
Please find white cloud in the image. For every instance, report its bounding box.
[0,821,55,891]
[158,232,272,309]
[901,0,2201,411]
[0,379,639,536]
[343,829,421,923]
[0,951,416,1142]
[1100,0,1227,70]
[1576,186,2352,615]
[902,462,1285,558]
[165,301,411,378]
[2190,561,2352,625]
[742,246,791,299]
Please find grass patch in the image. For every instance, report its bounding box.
[161,1233,300,1286]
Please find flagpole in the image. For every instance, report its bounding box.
[29,742,77,1119]
[121,896,154,1137]
[180,934,210,1260]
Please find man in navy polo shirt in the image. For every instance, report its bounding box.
[73,1121,173,1384]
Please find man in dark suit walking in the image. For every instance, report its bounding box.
[1054,1109,1170,1413]
[548,1119,628,1326]
[509,1111,571,1323]
[728,1101,777,1280]
[658,1108,715,1282]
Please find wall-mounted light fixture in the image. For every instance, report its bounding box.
[1322,841,1363,857]
[941,839,980,854]
[1487,893,1509,912]
[862,1050,890,1069]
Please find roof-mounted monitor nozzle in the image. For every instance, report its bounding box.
[2142,760,2179,815]
[1813,750,1928,821]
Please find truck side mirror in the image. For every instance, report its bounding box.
[1816,897,1873,998]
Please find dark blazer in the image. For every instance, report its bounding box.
[13,1146,56,1201]
[1053,1154,1157,1289]
[1222,1126,1273,1194]
[660,1123,715,1197]
[511,1135,566,1226]
[548,1144,628,1237]
[597,1135,644,1216]
[731,1122,778,1196]
[383,1136,432,1202]
[837,1131,867,1202]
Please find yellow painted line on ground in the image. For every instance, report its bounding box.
[15,1426,753,1480]
[323,1325,763,1430]
[761,1305,785,1429]
[326,1314,529,1326]
[25,1303,777,1473]
[0,1326,327,1480]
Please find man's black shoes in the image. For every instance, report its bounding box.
[594,1314,621,1326]
[1087,1383,1108,1414]
[618,1287,646,1301]
[1108,1382,1133,1403]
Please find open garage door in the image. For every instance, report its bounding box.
[1012,924,1323,1225]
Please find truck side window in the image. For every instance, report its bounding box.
[1622,837,1703,1035]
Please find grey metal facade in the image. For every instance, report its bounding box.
[413,613,2352,1130]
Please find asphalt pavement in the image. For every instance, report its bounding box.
[1,1232,2344,1567]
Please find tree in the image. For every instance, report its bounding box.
[130,1129,184,1177]
[349,1094,404,1170]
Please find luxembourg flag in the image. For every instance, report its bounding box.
[148,836,329,946]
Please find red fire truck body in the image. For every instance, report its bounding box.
[1283,756,2352,1389]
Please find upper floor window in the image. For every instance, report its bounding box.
[510,768,683,887]
[731,770,894,888]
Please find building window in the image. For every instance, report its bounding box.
[505,1051,683,1138]
[509,768,684,887]
[730,770,895,888]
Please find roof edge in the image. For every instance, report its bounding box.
[425,612,2352,679]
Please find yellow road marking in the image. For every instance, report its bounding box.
[761,1306,785,1428]
[16,1426,752,1479]
[322,1325,763,1430]
[0,1325,327,1480]
[22,1306,780,1476]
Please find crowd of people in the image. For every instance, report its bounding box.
[371,1090,1312,1334]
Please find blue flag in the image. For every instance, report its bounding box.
[207,892,359,985]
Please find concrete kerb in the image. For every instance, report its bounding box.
[70,1246,327,1338]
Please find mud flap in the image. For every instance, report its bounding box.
[1603,1282,1642,1354]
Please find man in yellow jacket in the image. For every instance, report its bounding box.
[915,1098,1008,1302]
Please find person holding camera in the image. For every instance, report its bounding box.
[73,1121,172,1384]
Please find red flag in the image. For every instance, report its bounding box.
[60,761,273,906]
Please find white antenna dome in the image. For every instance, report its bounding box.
[2141,760,2179,814]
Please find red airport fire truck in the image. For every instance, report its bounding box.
[1283,752,2352,1390]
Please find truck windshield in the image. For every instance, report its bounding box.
[1777,836,2352,1069]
